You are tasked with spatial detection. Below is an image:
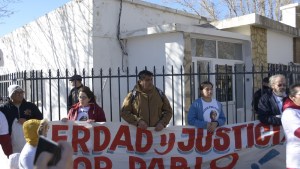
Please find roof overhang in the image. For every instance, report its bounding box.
[210,13,300,37]
[120,23,251,41]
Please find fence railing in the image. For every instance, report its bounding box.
[0,63,300,126]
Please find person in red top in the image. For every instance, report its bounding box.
[62,86,106,122]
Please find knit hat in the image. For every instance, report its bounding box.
[23,119,48,147]
[8,85,23,98]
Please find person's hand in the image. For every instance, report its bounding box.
[61,118,68,122]
[137,120,148,130]
[155,122,164,132]
[34,141,73,169]
[18,118,26,124]
[207,122,218,133]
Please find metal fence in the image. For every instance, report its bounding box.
[1,63,300,126]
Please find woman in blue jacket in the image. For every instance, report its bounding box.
[187,81,226,132]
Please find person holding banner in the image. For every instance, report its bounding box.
[120,70,172,131]
[282,83,300,169]
[257,74,287,126]
[187,81,226,132]
[63,86,106,122]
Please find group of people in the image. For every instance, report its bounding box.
[0,74,107,169]
[1,70,299,168]
[120,70,226,132]
[0,70,227,168]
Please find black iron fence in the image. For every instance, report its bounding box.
[0,63,300,126]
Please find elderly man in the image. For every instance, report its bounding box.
[256,74,287,126]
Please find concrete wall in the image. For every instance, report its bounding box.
[92,0,206,73]
[267,30,293,65]
[0,0,207,74]
[0,0,93,74]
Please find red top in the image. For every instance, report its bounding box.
[68,102,106,122]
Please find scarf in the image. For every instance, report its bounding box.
[282,97,300,112]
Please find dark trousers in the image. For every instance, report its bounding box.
[0,134,12,157]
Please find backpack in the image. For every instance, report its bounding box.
[130,87,164,104]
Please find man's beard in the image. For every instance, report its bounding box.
[274,90,285,97]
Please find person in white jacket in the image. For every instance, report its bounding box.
[282,83,300,169]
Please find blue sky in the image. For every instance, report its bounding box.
[0,0,181,37]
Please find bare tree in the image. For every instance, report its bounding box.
[268,0,274,19]
[223,0,238,17]
[258,0,265,16]
[200,0,218,20]
[163,0,300,21]
[0,0,20,21]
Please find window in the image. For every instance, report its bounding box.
[191,38,243,60]
[218,42,243,60]
[191,39,216,58]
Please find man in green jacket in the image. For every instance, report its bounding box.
[121,70,172,131]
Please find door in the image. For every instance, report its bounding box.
[192,59,244,124]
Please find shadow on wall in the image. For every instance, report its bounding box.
[1,1,93,74]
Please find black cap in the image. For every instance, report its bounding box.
[263,77,269,83]
[69,75,82,81]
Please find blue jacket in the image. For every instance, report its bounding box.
[187,98,226,128]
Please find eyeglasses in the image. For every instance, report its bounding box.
[78,96,88,99]
[277,84,286,87]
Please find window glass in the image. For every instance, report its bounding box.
[191,39,216,58]
[218,42,243,60]
[215,65,233,102]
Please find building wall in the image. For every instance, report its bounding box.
[92,0,207,73]
[0,0,207,74]
[267,30,293,65]
[294,38,300,64]
[0,0,94,74]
